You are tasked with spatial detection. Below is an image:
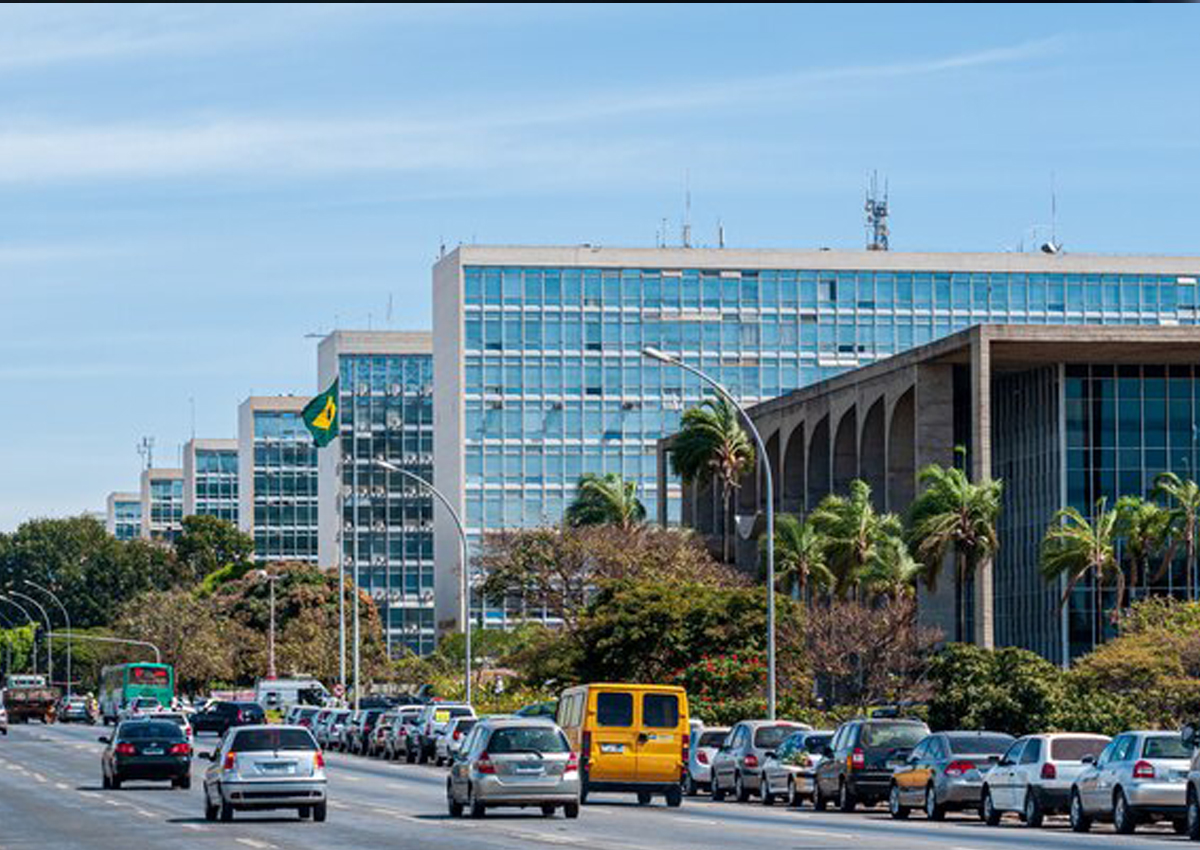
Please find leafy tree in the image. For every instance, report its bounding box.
[174,515,254,582]
[564,473,646,530]
[809,479,910,600]
[926,644,1064,736]
[669,396,756,563]
[760,513,831,598]
[906,459,1003,642]
[1041,499,1122,620]
[1113,495,1170,601]
[1153,472,1200,598]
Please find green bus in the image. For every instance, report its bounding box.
[98,663,174,725]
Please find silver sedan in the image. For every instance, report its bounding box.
[1070,730,1190,834]
[201,725,327,822]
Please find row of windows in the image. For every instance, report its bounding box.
[253,532,318,559]
[194,452,237,474]
[150,481,183,499]
[253,445,316,466]
[253,412,309,441]
[194,479,237,498]
[465,492,663,528]
[339,354,432,389]
[466,447,657,484]
[254,504,317,526]
[253,474,317,497]
[342,537,435,560]
[464,265,1198,311]
[194,505,238,523]
[340,401,433,428]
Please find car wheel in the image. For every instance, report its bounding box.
[838,779,856,813]
[1189,788,1200,840]
[682,772,696,797]
[1174,817,1189,835]
[406,747,416,764]
[813,781,828,812]
[299,805,311,820]
[1023,789,1043,829]
[541,803,557,817]
[889,783,910,820]
[924,785,945,821]
[637,790,652,806]
[111,775,122,791]
[711,774,726,803]
[787,777,799,808]
[204,797,218,822]
[735,773,751,803]
[220,800,234,822]
[448,780,464,818]
[760,775,774,806]
[981,788,1001,826]
[469,786,486,819]
[313,802,327,823]
[665,785,682,808]
[1070,789,1092,833]
[564,802,580,819]
[1113,789,1137,835]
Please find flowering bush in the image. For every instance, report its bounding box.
[671,654,769,725]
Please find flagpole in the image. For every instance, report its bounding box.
[337,450,346,701]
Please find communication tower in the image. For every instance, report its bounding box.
[865,171,889,251]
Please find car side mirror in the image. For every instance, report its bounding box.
[764,751,776,760]
[98,736,110,745]
[1081,754,1095,765]
[998,758,1012,767]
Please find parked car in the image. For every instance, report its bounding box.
[100,719,192,790]
[190,701,266,736]
[201,725,327,822]
[711,720,810,803]
[814,716,931,812]
[437,716,479,766]
[980,732,1110,827]
[367,710,400,758]
[760,729,834,807]
[889,730,1014,820]
[415,703,475,764]
[682,723,730,796]
[1070,730,1189,834]
[388,709,425,762]
[446,717,580,819]
[348,709,385,756]
[318,709,351,751]
[0,702,7,735]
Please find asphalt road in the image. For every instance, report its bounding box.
[0,722,1192,850]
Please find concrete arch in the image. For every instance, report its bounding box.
[860,397,887,509]
[806,415,830,507]
[887,387,916,512]
[782,423,806,514]
[833,407,858,494]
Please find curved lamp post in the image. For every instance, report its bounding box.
[10,590,52,686]
[372,458,472,705]
[642,346,777,720]
[24,580,72,697]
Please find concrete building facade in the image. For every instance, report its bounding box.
[183,438,239,525]
[105,492,141,541]
[139,468,183,542]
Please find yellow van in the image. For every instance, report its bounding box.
[556,683,689,806]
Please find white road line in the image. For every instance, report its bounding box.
[235,839,274,849]
[55,782,69,790]
[78,792,101,799]
[135,810,156,819]
[181,824,206,832]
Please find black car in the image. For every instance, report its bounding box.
[100,719,192,789]
[814,717,930,812]
[189,701,265,736]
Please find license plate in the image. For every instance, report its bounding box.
[262,762,294,773]
[515,763,544,775]
[600,743,624,754]
[143,747,163,755]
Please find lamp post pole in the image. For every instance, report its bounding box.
[641,347,777,720]
[372,459,472,705]
[255,571,280,680]
[10,590,52,688]
[0,595,37,673]
[24,580,72,697]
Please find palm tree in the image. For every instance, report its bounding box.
[669,396,756,563]
[1153,472,1200,599]
[1040,499,1122,622]
[564,473,646,530]
[906,461,1003,643]
[1113,495,1170,603]
[809,479,908,600]
[760,514,832,599]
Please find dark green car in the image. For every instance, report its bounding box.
[100,719,192,789]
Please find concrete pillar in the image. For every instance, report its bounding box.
[970,328,995,649]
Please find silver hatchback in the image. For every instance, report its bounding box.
[1070,730,1190,834]
[201,725,327,822]
[446,717,580,819]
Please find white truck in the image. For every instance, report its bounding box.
[255,677,331,712]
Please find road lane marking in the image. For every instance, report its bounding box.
[55,782,69,790]
[235,839,274,849]
[135,810,156,819]
[181,824,205,832]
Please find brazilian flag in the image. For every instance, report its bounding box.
[302,379,340,447]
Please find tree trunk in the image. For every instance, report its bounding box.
[957,550,967,643]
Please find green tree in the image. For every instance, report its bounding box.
[1040,499,1122,621]
[926,644,1064,736]
[760,513,831,598]
[669,397,756,563]
[174,515,254,582]
[564,473,646,530]
[1153,472,1200,598]
[809,479,909,600]
[1114,495,1170,601]
[906,460,1003,642]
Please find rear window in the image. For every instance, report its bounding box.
[130,667,169,686]
[1050,737,1108,762]
[231,728,317,752]
[456,719,477,733]
[643,694,679,728]
[487,727,570,754]
[755,725,799,749]
[949,735,1013,755]
[597,692,633,727]
[1143,736,1190,759]
[698,730,728,748]
[121,722,183,740]
[861,723,928,749]
[802,733,832,751]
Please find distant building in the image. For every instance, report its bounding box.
[183,438,239,525]
[238,396,318,564]
[317,330,435,656]
[140,468,183,543]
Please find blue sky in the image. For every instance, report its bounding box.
[1,4,1198,530]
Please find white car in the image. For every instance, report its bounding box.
[150,711,195,744]
[119,697,163,722]
[981,733,1110,827]
[0,702,8,735]
[435,716,479,766]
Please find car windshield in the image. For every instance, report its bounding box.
[231,728,317,752]
[487,727,569,754]
[1050,738,1109,761]
[948,735,1013,755]
[698,730,728,748]
[754,725,800,748]
[861,723,928,749]
[802,733,832,751]
[1143,736,1190,759]
[120,722,183,740]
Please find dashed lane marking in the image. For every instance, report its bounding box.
[55,782,68,790]
[235,839,274,849]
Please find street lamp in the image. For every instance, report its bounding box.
[642,346,778,720]
[372,458,473,705]
[254,570,281,681]
[0,595,37,674]
[10,590,53,687]
[24,580,72,697]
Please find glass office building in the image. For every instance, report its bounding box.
[140,468,183,542]
[238,397,318,564]
[317,331,435,657]
[433,246,1200,632]
[184,439,239,525]
[106,492,142,541]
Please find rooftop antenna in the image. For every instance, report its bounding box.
[717,219,726,249]
[137,436,154,471]
[189,397,196,441]
[865,170,889,251]
[681,171,692,248]
[386,293,393,327]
